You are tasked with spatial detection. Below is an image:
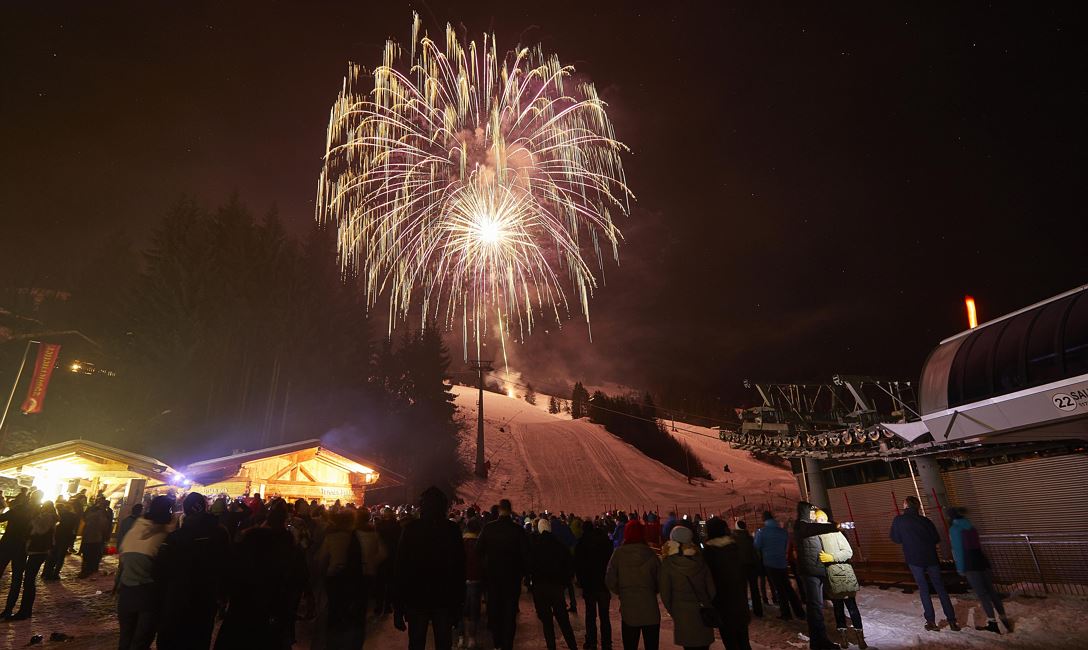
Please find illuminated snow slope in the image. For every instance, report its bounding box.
[453,385,799,518]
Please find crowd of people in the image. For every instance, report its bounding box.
[0,485,1014,650]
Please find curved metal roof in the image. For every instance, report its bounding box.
[920,284,1088,415]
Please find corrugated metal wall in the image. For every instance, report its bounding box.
[828,476,943,564]
[942,453,1088,536]
[826,452,1088,576]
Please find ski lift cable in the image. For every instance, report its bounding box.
[470,370,739,428]
[474,374,724,441]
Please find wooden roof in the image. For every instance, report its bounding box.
[184,439,405,486]
[0,439,181,481]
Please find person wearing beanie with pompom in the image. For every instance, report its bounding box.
[660,526,716,650]
[606,520,661,649]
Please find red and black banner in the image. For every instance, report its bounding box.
[21,343,62,414]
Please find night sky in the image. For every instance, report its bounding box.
[2,1,1085,406]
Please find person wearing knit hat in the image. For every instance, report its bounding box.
[606,517,661,649]
[624,519,646,545]
[116,495,175,649]
[528,512,578,650]
[703,517,752,650]
[661,519,716,649]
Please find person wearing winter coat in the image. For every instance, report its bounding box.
[662,512,678,543]
[395,487,466,650]
[42,499,79,581]
[117,504,143,550]
[117,496,176,650]
[0,490,38,619]
[643,513,662,549]
[354,507,386,639]
[660,526,716,650]
[754,512,804,620]
[551,515,579,613]
[314,508,366,650]
[215,499,308,650]
[731,521,763,617]
[702,518,751,650]
[794,502,846,650]
[574,520,614,650]
[529,518,579,650]
[889,496,959,632]
[155,493,231,650]
[605,520,660,650]
[458,516,484,648]
[373,506,401,615]
[477,498,530,650]
[78,501,110,578]
[813,508,866,649]
[7,497,56,620]
[947,507,1010,634]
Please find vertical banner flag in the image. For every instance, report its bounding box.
[21,343,62,414]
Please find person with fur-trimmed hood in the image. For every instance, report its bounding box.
[703,518,751,650]
[660,526,716,650]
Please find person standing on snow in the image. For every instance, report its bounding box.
[155,492,230,650]
[42,499,78,581]
[394,486,465,650]
[659,526,716,650]
[6,496,56,620]
[575,521,614,650]
[605,519,661,650]
[0,489,37,619]
[812,508,866,649]
[477,498,530,650]
[314,508,366,649]
[794,501,847,650]
[947,507,1011,634]
[889,496,960,633]
[116,495,176,650]
[529,518,579,650]
[730,521,763,618]
[754,511,804,620]
[215,498,308,650]
[458,516,484,649]
[702,518,752,650]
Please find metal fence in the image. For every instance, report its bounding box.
[980,533,1088,596]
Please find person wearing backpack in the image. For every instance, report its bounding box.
[813,508,866,649]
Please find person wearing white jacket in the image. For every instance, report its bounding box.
[814,509,865,649]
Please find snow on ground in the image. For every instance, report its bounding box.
[453,386,799,519]
[9,544,1087,649]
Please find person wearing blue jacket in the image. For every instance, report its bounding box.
[889,496,960,632]
[947,508,1011,634]
[754,512,804,620]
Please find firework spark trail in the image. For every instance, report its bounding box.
[316,13,633,361]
